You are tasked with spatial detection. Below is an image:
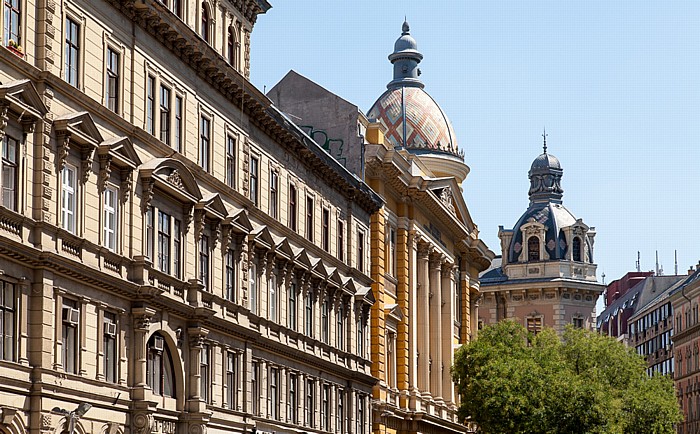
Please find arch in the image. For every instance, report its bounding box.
[200,2,211,43]
[146,331,179,399]
[0,407,27,434]
[572,236,582,262]
[527,236,540,261]
[52,417,87,434]
[227,25,238,66]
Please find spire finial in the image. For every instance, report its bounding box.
[542,127,548,154]
[402,18,410,34]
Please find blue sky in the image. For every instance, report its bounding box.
[250,1,700,309]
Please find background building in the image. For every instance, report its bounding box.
[0,1,383,434]
[479,145,604,333]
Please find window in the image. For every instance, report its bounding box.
[269,272,277,322]
[288,184,297,231]
[146,75,155,134]
[145,206,154,260]
[1,135,18,210]
[199,235,210,291]
[3,0,20,46]
[305,378,315,427]
[389,227,397,276]
[357,312,365,358]
[158,211,171,273]
[200,2,209,43]
[226,352,237,410]
[249,156,258,206]
[249,263,257,314]
[225,249,236,302]
[337,220,344,263]
[103,311,117,382]
[103,186,118,251]
[321,384,330,430]
[387,331,396,388]
[527,316,543,335]
[155,211,182,278]
[147,333,175,397]
[305,290,313,337]
[251,360,259,415]
[270,367,279,420]
[528,236,540,261]
[357,395,366,434]
[200,344,210,403]
[171,0,182,17]
[61,299,79,373]
[305,196,314,242]
[573,236,582,262]
[357,230,365,272]
[337,389,345,434]
[0,280,16,362]
[227,26,235,64]
[61,165,76,233]
[288,282,297,330]
[269,171,278,219]
[160,86,171,145]
[322,208,330,252]
[289,373,298,424]
[174,96,183,152]
[105,48,119,112]
[321,297,329,343]
[65,18,80,87]
[572,317,584,328]
[199,116,210,172]
[337,305,344,351]
[226,135,236,188]
[173,220,181,279]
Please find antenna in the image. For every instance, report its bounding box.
[636,251,641,272]
[675,250,679,275]
[655,251,659,275]
[602,272,606,285]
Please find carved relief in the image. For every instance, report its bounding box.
[98,154,112,192]
[165,169,184,189]
[439,188,455,214]
[132,413,154,434]
[56,132,71,173]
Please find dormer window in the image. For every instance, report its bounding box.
[527,236,540,261]
[572,236,582,262]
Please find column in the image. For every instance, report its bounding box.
[441,262,456,406]
[416,242,431,400]
[221,345,231,409]
[397,225,411,409]
[429,252,443,404]
[132,306,156,401]
[187,326,209,413]
[260,360,269,418]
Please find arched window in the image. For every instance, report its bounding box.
[201,3,210,43]
[147,333,176,397]
[227,26,236,65]
[527,236,540,261]
[572,236,582,262]
[172,0,182,18]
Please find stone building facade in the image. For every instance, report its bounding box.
[0,1,382,434]
[479,144,604,334]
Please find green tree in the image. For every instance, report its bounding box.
[452,320,682,434]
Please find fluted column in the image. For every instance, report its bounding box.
[429,252,443,404]
[187,326,209,413]
[442,262,456,406]
[132,306,156,392]
[416,242,431,399]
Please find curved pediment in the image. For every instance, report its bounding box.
[139,158,202,203]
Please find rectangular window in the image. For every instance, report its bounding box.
[3,0,21,45]
[172,0,182,17]
[269,171,278,219]
[226,352,237,410]
[306,196,314,242]
[357,395,366,434]
[289,373,298,424]
[0,280,16,362]
[249,156,258,206]
[174,95,183,152]
[305,290,313,337]
[251,360,259,415]
[160,85,171,145]
[226,135,236,187]
[288,184,297,231]
[288,282,297,331]
[357,230,365,272]
[572,317,584,328]
[270,367,279,420]
[337,305,344,351]
[103,186,118,251]
[61,298,79,373]
[199,235,210,291]
[322,208,330,252]
[269,272,277,322]
[322,384,330,431]
[527,317,543,335]
[337,220,344,263]
[387,331,396,388]
[1,135,18,210]
[321,298,329,344]
[145,206,154,260]
[200,344,210,403]
[357,313,365,358]
[249,263,257,314]
[103,311,117,382]
[173,219,181,279]
[105,48,119,112]
[199,116,210,171]
[226,249,236,302]
[305,378,315,427]
[158,211,171,274]
[65,18,80,87]
[146,75,155,134]
[61,165,76,233]
[389,227,397,276]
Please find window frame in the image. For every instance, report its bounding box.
[226,134,236,188]
[249,155,259,206]
[103,311,118,383]
[305,195,314,242]
[288,281,297,331]
[225,248,237,302]
[269,169,278,219]
[146,74,156,135]
[199,234,210,291]
[226,351,237,410]
[268,270,277,322]
[105,47,120,113]
[0,279,17,362]
[199,114,211,172]
[174,95,183,152]
[1,134,19,211]
[200,343,210,403]
[103,185,119,251]
[288,184,297,231]
[3,0,21,46]
[159,85,171,146]
[61,298,79,374]
[357,229,365,273]
[322,208,330,252]
[337,219,344,263]
[64,16,81,87]
[146,333,176,397]
[61,163,77,234]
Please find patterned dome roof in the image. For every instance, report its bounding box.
[367,86,463,160]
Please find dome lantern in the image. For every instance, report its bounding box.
[387,20,425,90]
[528,131,564,204]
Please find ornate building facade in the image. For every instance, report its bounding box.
[0,1,382,434]
[479,143,604,334]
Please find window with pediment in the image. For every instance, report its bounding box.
[572,236,582,262]
[528,236,540,261]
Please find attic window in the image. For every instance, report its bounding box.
[573,236,582,262]
[528,237,540,261]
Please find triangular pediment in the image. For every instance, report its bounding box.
[98,136,141,169]
[197,193,227,221]
[250,225,275,250]
[0,79,48,119]
[54,112,103,145]
[426,177,475,231]
[276,238,297,260]
[354,284,376,305]
[225,205,252,233]
[297,250,320,270]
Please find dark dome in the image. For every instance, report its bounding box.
[530,152,561,171]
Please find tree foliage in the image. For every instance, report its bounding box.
[452,320,682,434]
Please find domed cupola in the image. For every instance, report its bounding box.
[367,21,469,182]
[528,133,564,204]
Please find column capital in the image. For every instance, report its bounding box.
[416,241,431,259]
[441,261,457,278]
[429,252,444,270]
